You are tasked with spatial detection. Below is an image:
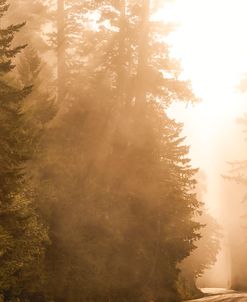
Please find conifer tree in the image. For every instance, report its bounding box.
[0,2,48,300]
[178,210,221,299]
[8,0,50,54]
[33,1,201,302]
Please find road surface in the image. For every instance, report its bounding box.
[187,288,247,301]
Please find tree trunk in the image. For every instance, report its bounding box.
[135,0,150,108]
[118,0,126,103]
[57,0,65,103]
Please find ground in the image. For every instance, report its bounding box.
[186,288,247,302]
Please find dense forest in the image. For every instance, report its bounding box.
[0,1,222,302]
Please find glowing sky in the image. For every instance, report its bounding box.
[159,1,247,285]
[160,0,247,216]
[163,0,247,101]
[169,1,247,91]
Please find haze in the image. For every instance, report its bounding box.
[1,1,247,302]
[162,0,247,289]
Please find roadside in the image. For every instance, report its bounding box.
[185,288,236,302]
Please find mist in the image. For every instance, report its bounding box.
[162,0,247,294]
[1,1,247,302]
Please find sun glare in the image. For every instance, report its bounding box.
[159,0,247,156]
[158,0,247,217]
[162,0,247,99]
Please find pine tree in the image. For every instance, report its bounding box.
[177,171,221,300]
[0,2,48,300]
[8,0,50,55]
[32,1,202,302]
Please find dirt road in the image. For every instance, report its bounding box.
[187,288,247,302]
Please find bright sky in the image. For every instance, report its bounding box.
[162,0,247,103]
[159,1,247,283]
[163,0,247,128]
[159,0,247,216]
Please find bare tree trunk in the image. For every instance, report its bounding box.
[57,0,65,103]
[118,0,126,103]
[135,0,150,108]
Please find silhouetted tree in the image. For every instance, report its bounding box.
[8,0,50,54]
[0,2,48,300]
[177,171,221,300]
[34,1,201,302]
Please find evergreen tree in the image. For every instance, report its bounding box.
[33,1,201,302]
[8,0,50,55]
[0,2,48,300]
[178,210,221,299]
[177,171,221,300]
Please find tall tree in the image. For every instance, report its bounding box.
[57,0,65,103]
[177,171,221,300]
[0,2,48,301]
[7,0,50,55]
[33,1,201,302]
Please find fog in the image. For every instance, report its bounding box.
[2,1,247,302]
[168,98,247,289]
[166,0,247,288]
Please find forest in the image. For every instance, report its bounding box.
[1,1,247,302]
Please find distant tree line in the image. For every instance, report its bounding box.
[224,115,247,291]
[0,1,220,301]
